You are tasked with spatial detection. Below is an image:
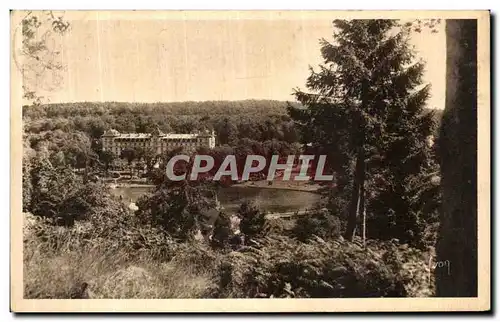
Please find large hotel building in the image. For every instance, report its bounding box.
[101,127,216,155]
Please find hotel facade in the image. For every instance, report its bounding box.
[101,128,216,155]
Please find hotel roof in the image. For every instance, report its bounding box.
[102,128,214,139]
[113,133,150,139]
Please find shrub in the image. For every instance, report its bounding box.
[214,235,434,298]
[211,211,233,250]
[291,209,341,242]
[135,183,217,241]
[24,199,180,263]
[237,201,266,242]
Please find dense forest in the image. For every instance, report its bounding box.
[23,99,441,143]
[23,100,301,144]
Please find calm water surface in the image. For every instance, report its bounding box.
[112,185,321,213]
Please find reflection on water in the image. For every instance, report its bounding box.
[111,185,321,213]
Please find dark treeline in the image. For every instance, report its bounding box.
[23,100,442,138]
[23,100,303,146]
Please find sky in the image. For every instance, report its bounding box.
[15,11,446,109]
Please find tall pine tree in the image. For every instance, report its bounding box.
[288,19,438,246]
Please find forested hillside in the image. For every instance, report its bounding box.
[23,100,302,146]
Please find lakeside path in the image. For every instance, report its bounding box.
[234,180,322,193]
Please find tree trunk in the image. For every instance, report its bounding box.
[344,145,365,241]
[344,80,368,242]
[435,19,477,297]
[360,181,366,246]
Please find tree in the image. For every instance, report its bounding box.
[216,117,238,146]
[23,100,303,153]
[99,150,115,172]
[120,148,136,169]
[211,211,233,249]
[64,134,97,170]
[22,139,36,211]
[135,180,219,241]
[289,20,437,245]
[435,19,478,297]
[135,186,196,240]
[136,151,219,240]
[142,146,159,174]
[238,201,267,242]
[27,151,114,225]
[14,11,70,106]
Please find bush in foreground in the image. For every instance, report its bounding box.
[291,209,342,242]
[215,235,434,298]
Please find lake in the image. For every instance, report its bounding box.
[111,185,322,214]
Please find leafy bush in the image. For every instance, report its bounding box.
[291,209,341,242]
[214,235,434,298]
[237,201,267,242]
[26,151,118,226]
[135,181,219,241]
[211,211,233,250]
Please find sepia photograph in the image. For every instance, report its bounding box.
[10,10,490,312]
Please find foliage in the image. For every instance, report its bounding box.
[17,11,70,105]
[98,150,115,172]
[135,179,218,241]
[120,148,137,165]
[214,235,434,298]
[211,211,234,250]
[22,138,36,211]
[288,19,440,247]
[26,151,109,225]
[26,130,98,169]
[291,209,342,242]
[237,201,267,242]
[23,158,222,298]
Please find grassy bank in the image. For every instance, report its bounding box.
[23,213,219,299]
